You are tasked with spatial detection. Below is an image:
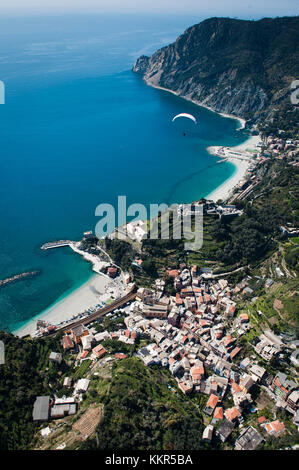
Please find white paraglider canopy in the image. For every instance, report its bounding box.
[172,113,197,123]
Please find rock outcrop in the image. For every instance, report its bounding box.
[132,16,299,121]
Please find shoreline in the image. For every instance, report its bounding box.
[13,272,110,338]
[144,80,246,130]
[205,134,260,202]
[144,79,259,203]
[13,82,257,338]
[13,243,121,338]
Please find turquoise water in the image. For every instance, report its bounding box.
[0,14,248,332]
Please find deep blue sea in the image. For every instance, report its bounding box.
[0,14,248,332]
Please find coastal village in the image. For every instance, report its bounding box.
[31,260,299,450]
[26,131,299,450]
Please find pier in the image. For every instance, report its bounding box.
[41,240,72,250]
[0,271,39,288]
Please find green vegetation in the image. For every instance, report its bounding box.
[102,238,137,271]
[72,360,92,381]
[0,331,63,450]
[79,357,210,450]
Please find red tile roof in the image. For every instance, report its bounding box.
[191,366,204,379]
[231,381,242,393]
[178,381,193,393]
[223,335,234,347]
[258,416,266,424]
[267,420,285,433]
[214,407,223,420]
[240,313,249,321]
[80,350,89,359]
[168,269,179,278]
[92,344,107,358]
[230,347,241,359]
[62,335,74,350]
[206,394,219,410]
[225,407,241,421]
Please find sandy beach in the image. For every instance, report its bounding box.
[206,135,260,202]
[14,273,112,338]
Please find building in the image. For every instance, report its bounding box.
[32,396,51,422]
[82,334,94,351]
[168,310,178,327]
[142,304,169,319]
[202,425,214,442]
[272,372,297,400]
[216,419,234,442]
[49,352,62,364]
[75,378,90,394]
[263,420,285,436]
[204,394,219,416]
[178,381,193,395]
[225,407,241,423]
[213,407,223,423]
[92,344,107,358]
[235,426,263,450]
[250,364,266,382]
[107,266,118,278]
[63,377,72,388]
[51,397,77,419]
[287,390,299,413]
[240,375,255,392]
[61,335,74,351]
[70,325,89,345]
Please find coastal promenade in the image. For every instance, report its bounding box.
[46,288,137,337]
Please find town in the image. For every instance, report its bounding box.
[32,258,298,450]
[29,130,299,451]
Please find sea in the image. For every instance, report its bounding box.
[0,14,249,333]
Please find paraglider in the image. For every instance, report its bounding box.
[172,113,197,124]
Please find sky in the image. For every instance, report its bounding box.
[0,0,298,18]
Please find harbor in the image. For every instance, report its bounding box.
[40,240,72,250]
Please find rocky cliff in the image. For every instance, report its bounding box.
[132,16,299,122]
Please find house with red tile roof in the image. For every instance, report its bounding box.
[240,313,249,323]
[92,344,107,358]
[264,420,285,436]
[204,394,219,416]
[223,335,235,348]
[228,305,236,316]
[80,350,89,360]
[230,347,241,360]
[178,381,193,395]
[213,407,223,421]
[61,335,74,351]
[168,269,179,278]
[115,353,127,359]
[225,406,241,422]
[190,364,205,377]
[231,381,242,393]
[258,416,267,424]
[175,293,183,305]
